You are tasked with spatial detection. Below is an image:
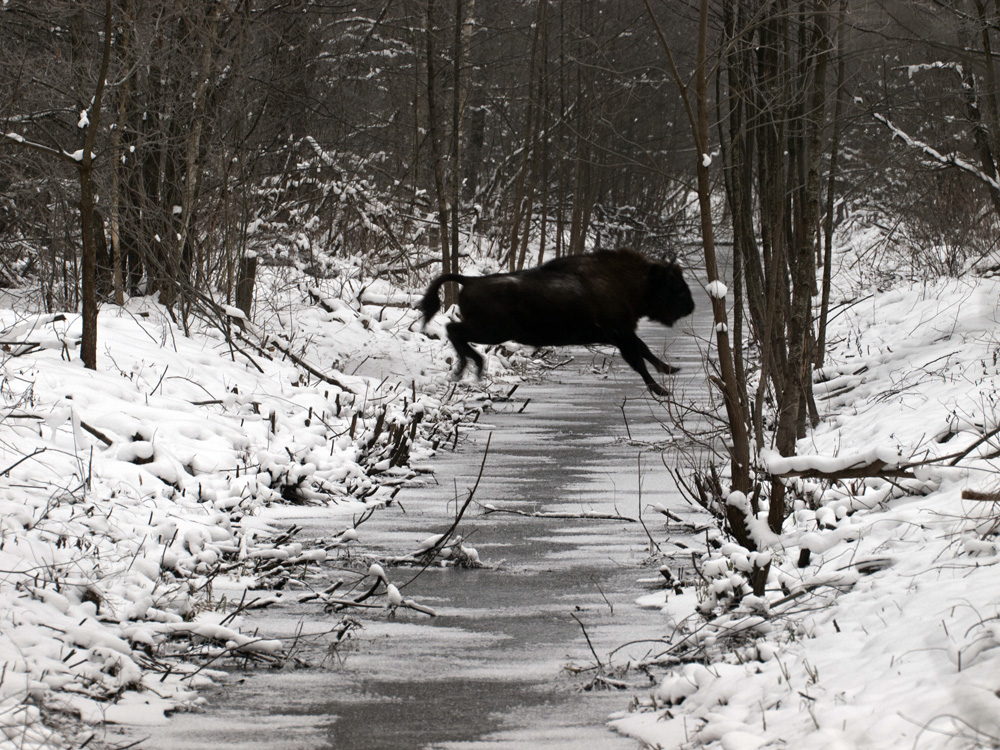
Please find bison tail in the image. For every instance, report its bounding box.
[418,273,466,327]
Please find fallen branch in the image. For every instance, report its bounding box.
[401,433,492,585]
[480,504,637,522]
[770,423,1000,483]
[540,356,574,370]
[421,434,491,560]
[0,341,42,358]
[399,598,437,617]
[768,458,917,482]
[266,335,352,392]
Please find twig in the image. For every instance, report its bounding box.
[540,356,574,370]
[636,452,661,553]
[946,424,1000,466]
[571,611,604,670]
[619,398,632,441]
[1,448,47,477]
[80,420,113,447]
[589,574,614,615]
[402,432,493,586]
[266,335,351,390]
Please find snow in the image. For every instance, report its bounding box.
[907,61,963,80]
[613,269,1000,749]
[0,261,517,747]
[706,280,728,299]
[3,222,1000,748]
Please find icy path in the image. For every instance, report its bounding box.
[130,305,713,749]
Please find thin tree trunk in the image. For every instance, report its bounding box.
[449,0,470,278]
[234,251,257,320]
[508,0,543,270]
[424,0,454,305]
[80,0,114,370]
[817,0,847,367]
[644,0,754,560]
[769,0,830,533]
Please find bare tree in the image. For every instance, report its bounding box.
[3,0,112,369]
[645,0,755,567]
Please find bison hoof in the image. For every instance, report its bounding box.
[659,364,681,375]
[648,382,669,398]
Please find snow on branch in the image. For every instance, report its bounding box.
[903,61,964,80]
[873,112,1000,191]
[4,131,90,163]
[761,446,915,481]
[726,491,780,549]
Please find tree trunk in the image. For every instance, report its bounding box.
[769,0,831,533]
[234,252,258,320]
[817,0,847,367]
[645,0,753,547]
[424,0,454,306]
[79,0,114,370]
[449,0,467,279]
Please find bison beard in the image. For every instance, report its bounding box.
[419,249,695,396]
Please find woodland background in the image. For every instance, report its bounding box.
[4,0,1000,567]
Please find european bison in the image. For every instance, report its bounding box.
[419,248,694,396]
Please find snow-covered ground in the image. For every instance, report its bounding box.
[4,237,1000,750]
[0,261,530,748]
[613,269,1000,748]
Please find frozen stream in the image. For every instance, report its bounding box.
[134,292,713,750]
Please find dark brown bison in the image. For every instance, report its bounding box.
[419,248,694,396]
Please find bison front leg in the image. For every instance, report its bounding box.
[446,321,485,380]
[635,337,680,375]
[616,334,669,397]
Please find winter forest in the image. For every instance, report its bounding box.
[3,0,1000,748]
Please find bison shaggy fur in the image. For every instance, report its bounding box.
[419,249,694,396]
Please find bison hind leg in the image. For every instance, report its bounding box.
[446,322,485,381]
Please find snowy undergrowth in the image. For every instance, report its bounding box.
[0,262,525,748]
[615,275,1000,749]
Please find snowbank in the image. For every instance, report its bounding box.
[0,264,527,747]
[615,276,1000,749]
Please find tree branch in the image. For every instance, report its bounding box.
[873,112,1000,190]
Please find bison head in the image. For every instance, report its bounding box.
[644,262,695,327]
